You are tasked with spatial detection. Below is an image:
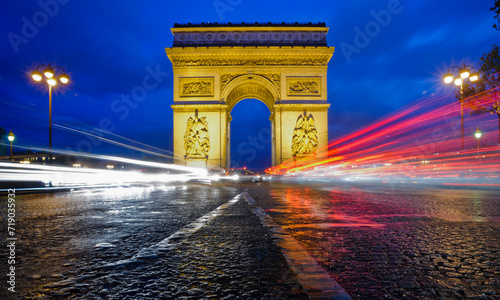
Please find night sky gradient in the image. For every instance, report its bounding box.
[0,0,497,171]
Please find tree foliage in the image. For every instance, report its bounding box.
[0,127,6,140]
[461,44,500,143]
[493,0,500,30]
[0,127,6,156]
[462,44,500,112]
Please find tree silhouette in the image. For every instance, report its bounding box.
[461,45,500,143]
[492,0,500,30]
[0,126,7,156]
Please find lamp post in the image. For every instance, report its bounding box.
[443,63,479,151]
[31,63,69,162]
[474,127,482,174]
[7,130,15,161]
[474,127,482,152]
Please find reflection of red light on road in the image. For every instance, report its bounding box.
[271,188,385,229]
[284,223,385,229]
[443,183,500,187]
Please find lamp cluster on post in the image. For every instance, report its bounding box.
[8,130,15,162]
[443,65,479,87]
[31,63,69,163]
[443,64,479,151]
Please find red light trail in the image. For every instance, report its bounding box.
[268,84,500,184]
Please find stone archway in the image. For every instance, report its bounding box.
[222,75,278,167]
[166,22,334,169]
[227,97,272,169]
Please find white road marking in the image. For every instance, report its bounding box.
[242,192,352,300]
[104,193,241,267]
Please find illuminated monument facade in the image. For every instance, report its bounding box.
[166,22,334,168]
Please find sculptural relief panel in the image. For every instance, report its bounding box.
[291,112,318,156]
[184,111,210,158]
[220,73,280,91]
[170,55,330,67]
[179,77,214,97]
[287,76,321,96]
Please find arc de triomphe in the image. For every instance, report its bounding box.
[166,22,334,168]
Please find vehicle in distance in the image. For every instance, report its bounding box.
[224,168,262,182]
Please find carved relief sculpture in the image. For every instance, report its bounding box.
[180,77,214,97]
[221,73,281,91]
[287,77,321,96]
[182,81,212,95]
[184,111,210,157]
[291,112,318,156]
[262,73,281,89]
[220,74,241,91]
[171,55,331,67]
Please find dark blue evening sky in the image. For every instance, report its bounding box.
[0,0,497,170]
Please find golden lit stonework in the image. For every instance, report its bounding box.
[287,77,321,96]
[180,77,214,97]
[184,111,210,158]
[167,22,334,167]
[292,112,318,156]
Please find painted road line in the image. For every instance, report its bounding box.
[242,192,352,300]
[105,193,242,267]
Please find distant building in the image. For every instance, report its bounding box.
[0,151,127,169]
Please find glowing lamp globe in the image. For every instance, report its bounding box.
[32,71,43,81]
[474,128,482,139]
[454,78,463,86]
[443,74,454,84]
[8,130,15,142]
[469,73,479,82]
[47,77,57,86]
[460,68,470,79]
[59,74,69,84]
[43,67,54,78]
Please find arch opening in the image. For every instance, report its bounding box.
[229,98,272,172]
[222,75,280,112]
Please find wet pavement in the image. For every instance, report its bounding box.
[1,181,499,299]
[0,184,307,299]
[248,182,500,299]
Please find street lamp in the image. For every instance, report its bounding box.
[474,127,482,151]
[31,63,69,162]
[443,63,479,151]
[7,130,15,161]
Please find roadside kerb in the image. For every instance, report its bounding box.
[242,192,352,300]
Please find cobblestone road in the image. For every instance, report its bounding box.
[2,181,499,299]
[0,184,306,299]
[248,182,500,299]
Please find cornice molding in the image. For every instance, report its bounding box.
[173,22,327,29]
[171,104,228,112]
[274,103,330,111]
[167,53,332,67]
